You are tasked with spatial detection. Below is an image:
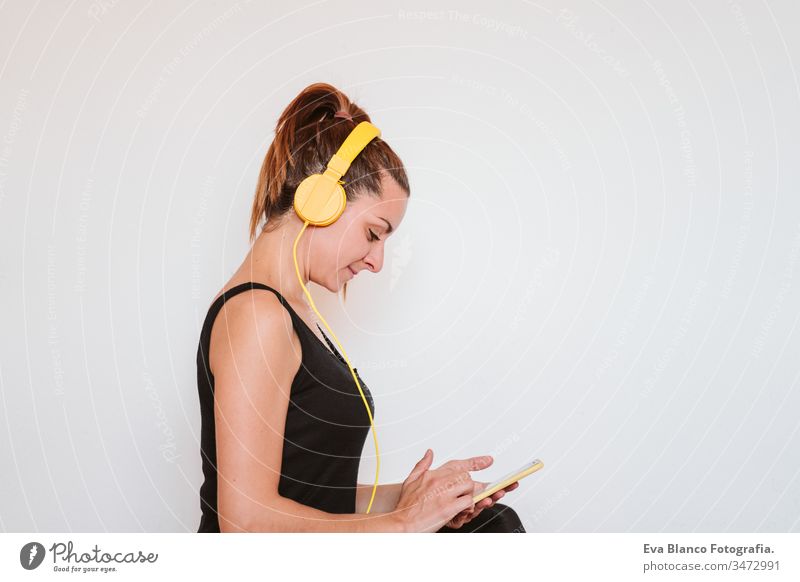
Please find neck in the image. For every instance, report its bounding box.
[241,216,315,304]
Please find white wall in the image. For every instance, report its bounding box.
[1,0,798,532]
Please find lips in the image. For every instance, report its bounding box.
[347,266,356,277]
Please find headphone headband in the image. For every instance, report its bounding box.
[325,121,381,178]
[294,120,381,227]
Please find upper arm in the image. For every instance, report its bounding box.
[209,291,302,532]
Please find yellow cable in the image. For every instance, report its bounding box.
[292,220,381,514]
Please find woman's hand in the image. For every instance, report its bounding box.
[394,449,494,533]
[444,480,520,530]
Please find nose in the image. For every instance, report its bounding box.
[363,241,385,273]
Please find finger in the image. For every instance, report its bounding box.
[440,455,494,473]
[462,506,486,526]
[448,508,472,529]
[472,480,489,494]
[479,497,495,510]
[492,483,518,498]
[454,510,471,524]
[443,470,476,494]
[454,491,476,514]
[457,508,475,524]
[456,472,476,497]
[406,449,433,483]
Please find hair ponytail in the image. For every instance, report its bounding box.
[249,82,410,243]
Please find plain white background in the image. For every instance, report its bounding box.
[1,0,798,533]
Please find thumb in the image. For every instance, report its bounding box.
[406,449,433,483]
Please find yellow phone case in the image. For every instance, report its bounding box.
[472,459,544,503]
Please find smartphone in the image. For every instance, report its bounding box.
[472,458,544,503]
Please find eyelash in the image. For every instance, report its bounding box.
[368,229,381,242]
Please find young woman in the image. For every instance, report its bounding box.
[196,82,524,533]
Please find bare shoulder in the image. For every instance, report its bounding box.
[208,288,301,379]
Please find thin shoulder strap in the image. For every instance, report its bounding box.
[217,281,276,308]
[217,281,275,302]
[207,282,297,324]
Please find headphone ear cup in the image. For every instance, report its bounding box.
[294,173,347,226]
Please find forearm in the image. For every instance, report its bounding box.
[225,494,405,533]
[355,482,403,514]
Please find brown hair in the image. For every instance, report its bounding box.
[249,82,410,243]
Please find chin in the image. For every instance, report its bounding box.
[324,277,343,294]
[320,281,337,293]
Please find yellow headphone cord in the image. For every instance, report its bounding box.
[291,220,381,514]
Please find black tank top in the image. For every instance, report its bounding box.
[196,282,375,532]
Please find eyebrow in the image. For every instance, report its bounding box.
[378,216,394,234]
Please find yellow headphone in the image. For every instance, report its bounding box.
[291,120,382,514]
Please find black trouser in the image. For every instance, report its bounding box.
[435,503,526,533]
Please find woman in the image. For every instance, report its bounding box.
[196,82,524,533]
